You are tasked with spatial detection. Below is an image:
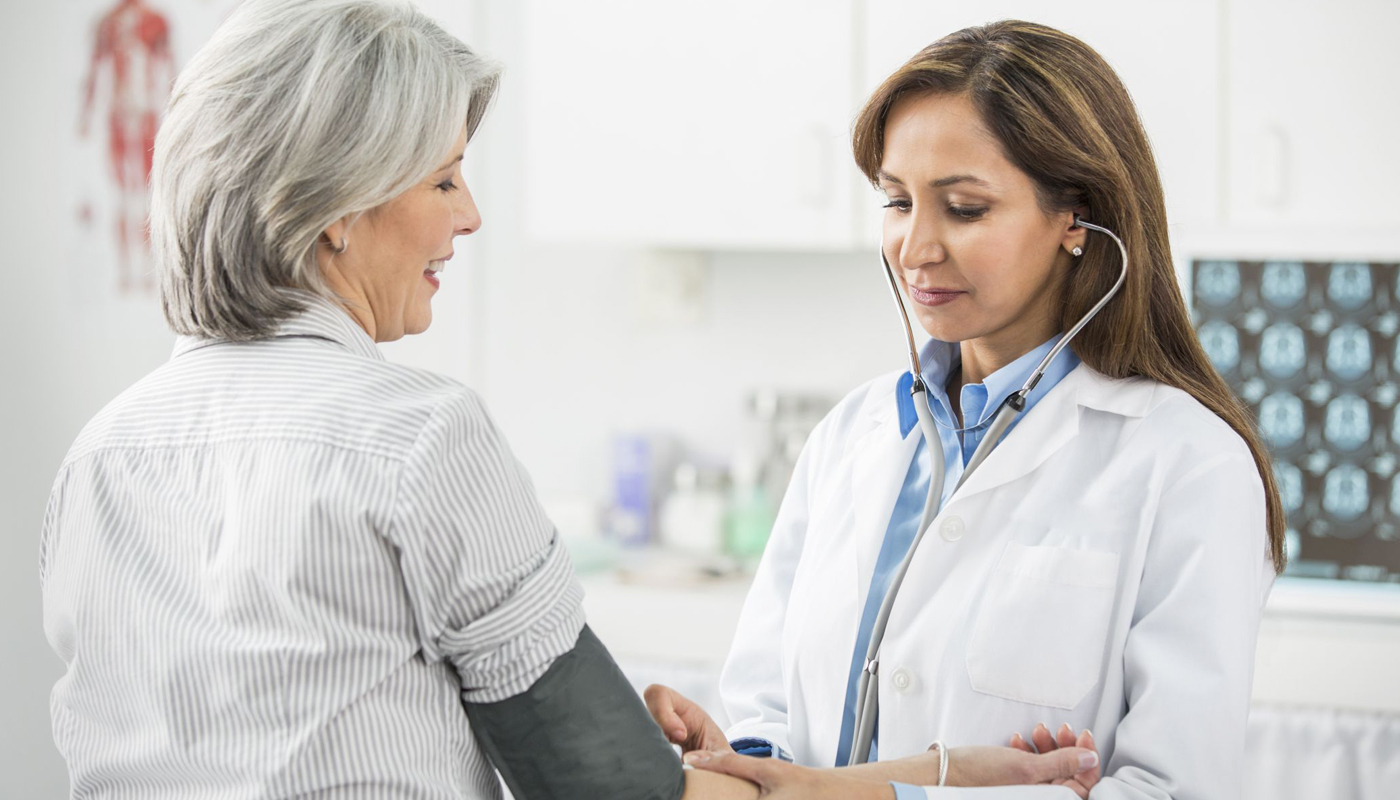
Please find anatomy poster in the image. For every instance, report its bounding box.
[67,0,241,301]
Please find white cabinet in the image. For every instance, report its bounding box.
[858,1,1223,246]
[518,0,862,250]
[1223,0,1400,230]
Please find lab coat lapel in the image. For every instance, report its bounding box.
[849,386,921,606]
[950,365,1087,502]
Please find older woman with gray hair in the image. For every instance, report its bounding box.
[39,1,758,798]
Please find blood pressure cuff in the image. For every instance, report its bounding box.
[464,624,686,800]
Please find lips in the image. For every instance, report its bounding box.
[908,285,966,307]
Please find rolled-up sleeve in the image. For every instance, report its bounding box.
[389,388,585,703]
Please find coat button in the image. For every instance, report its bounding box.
[892,668,913,692]
[939,516,965,542]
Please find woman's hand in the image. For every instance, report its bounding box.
[1007,723,1102,799]
[644,684,734,754]
[684,751,892,800]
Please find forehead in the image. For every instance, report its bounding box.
[879,92,1011,181]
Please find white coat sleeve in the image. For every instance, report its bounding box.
[1087,449,1273,799]
[717,416,825,759]
[903,451,1273,800]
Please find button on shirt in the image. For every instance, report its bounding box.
[834,335,1081,768]
[40,292,585,799]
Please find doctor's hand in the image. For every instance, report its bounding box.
[645,684,734,754]
[1007,723,1102,799]
[684,750,893,800]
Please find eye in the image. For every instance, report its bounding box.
[881,199,911,212]
[948,204,988,220]
[436,178,458,193]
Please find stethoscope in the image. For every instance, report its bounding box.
[846,215,1130,766]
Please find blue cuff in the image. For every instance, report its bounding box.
[891,782,927,799]
[728,737,792,762]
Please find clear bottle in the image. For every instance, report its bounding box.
[725,453,775,564]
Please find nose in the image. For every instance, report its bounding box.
[455,183,482,236]
[896,211,946,271]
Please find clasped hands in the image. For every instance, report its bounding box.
[645,684,1101,800]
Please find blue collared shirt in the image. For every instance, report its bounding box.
[833,334,1080,768]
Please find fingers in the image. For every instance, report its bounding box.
[643,684,687,744]
[1076,729,1102,789]
[1030,722,1057,754]
[1056,723,1077,750]
[1028,747,1100,784]
[1008,733,1035,753]
[684,750,778,786]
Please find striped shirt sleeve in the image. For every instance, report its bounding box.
[390,387,585,704]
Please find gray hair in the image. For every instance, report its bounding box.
[151,0,500,340]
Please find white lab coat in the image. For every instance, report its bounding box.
[720,363,1276,799]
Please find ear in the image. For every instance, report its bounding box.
[321,217,349,253]
[1061,207,1090,259]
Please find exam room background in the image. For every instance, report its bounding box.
[3,1,1399,797]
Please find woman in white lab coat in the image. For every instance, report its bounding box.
[649,20,1285,799]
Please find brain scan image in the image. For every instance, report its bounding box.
[1276,461,1304,515]
[1198,321,1241,373]
[1261,261,1307,308]
[1259,392,1306,449]
[1192,258,1398,581]
[1327,262,1373,310]
[1323,394,1371,451]
[1195,261,1241,307]
[1326,325,1372,381]
[1259,323,1306,379]
[1322,464,1369,520]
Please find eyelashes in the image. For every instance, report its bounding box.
[881,199,988,220]
[436,179,459,193]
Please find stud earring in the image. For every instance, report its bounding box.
[1071,246,1083,257]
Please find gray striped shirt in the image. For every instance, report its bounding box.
[40,292,585,799]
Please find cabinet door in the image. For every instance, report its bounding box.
[519,0,859,250]
[1225,0,1400,229]
[858,1,1221,246]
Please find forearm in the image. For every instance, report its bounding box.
[821,750,943,785]
[681,769,762,800]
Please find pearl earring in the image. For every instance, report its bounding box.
[1071,246,1083,257]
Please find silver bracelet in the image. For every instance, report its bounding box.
[929,740,948,786]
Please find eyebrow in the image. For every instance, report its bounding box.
[436,154,464,172]
[876,170,992,189]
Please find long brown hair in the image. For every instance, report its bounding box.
[853,20,1286,574]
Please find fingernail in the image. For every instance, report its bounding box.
[1036,722,1048,732]
[1084,729,1095,744]
[672,729,686,741]
[1059,722,1073,734]
[683,751,711,765]
[1078,751,1099,771]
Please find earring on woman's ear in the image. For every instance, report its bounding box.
[1071,246,1083,257]
[332,237,348,254]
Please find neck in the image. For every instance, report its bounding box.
[955,322,1058,388]
[319,259,379,341]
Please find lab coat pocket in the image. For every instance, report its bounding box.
[965,542,1120,710]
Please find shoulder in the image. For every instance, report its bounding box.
[1075,366,1256,467]
[807,368,905,445]
[65,343,495,467]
